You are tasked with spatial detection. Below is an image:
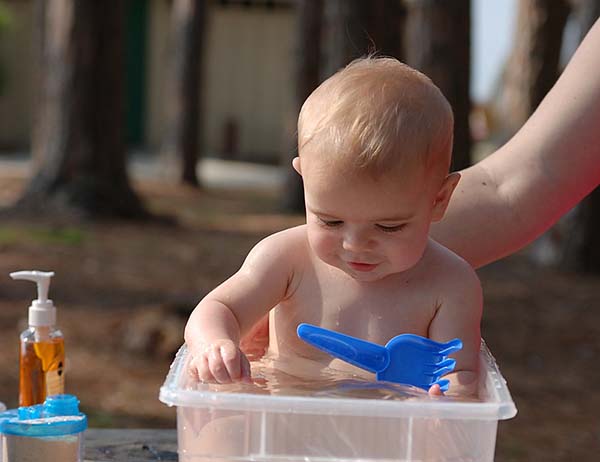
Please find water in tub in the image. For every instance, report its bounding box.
[178,352,481,461]
[185,352,480,401]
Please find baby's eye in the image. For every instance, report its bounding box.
[318,217,343,227]
[376,223,406,233]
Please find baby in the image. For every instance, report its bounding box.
[185,57,482,396]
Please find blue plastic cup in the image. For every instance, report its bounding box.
[0,394,87,462]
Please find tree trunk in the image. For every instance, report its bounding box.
[576,0,600,31]
[15,0,147,220]
[282,0,406,213]
[322,0,406,79]
[574,191,600,272]
[161,0,206,187]
[499,0,571,136]
[281,0,323,213]
[560,1,600,273]
[404,0,472,171]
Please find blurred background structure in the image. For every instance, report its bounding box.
[1,1,600,461]
[1,0,597,269]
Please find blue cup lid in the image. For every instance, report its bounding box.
[45,394,81,416]
[0,408,18,425]
[18,405,42,420]
[0,394,87,437]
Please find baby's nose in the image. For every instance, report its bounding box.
[342,228,372,252]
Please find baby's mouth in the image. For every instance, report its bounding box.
[347,261,378,272]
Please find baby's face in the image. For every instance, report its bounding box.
[302,159,439,283]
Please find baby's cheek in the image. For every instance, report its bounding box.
[391,236,428,269]
[377,231,412,264]
[308,230,338,261]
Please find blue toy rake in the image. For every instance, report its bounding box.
[297,323,462,392]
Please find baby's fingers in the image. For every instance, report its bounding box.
[198,354,219,383]
[188,354,216,383]
[187,357,200,380]
[208,345,233,383]
[428,384,444,396]
[220,342,246,382]
[240,353,252,382]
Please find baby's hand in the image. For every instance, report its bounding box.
[188,339,251,384]
[428,383,444,396]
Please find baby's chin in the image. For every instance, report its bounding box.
[342,265,392,283]
[319,259,382,282]
[318,256,401,282]
[342,262,418,283]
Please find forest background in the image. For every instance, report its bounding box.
[0,1,599,461]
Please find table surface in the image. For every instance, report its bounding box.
[85,429,178,461]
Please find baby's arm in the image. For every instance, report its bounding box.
[185,230,297,383]
[427,258,483,397]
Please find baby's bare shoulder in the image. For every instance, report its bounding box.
[245,225,309,268]
[253,225,308,252]
[421,239,481,292]
[424,240,482,323]
[245,225,310,300]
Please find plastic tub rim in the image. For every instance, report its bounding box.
[159,342,517,421]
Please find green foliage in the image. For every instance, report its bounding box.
[84,409,116,428]
[0,226,86,246]
[0,2,12,29]
[0,1,13,96]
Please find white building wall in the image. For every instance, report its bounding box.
[147,2,296,163]
[0,1,296,164]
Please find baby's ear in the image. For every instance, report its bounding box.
[431,172,460,222]
[292,157,302,176]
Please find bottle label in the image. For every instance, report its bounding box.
[45,361,65,396]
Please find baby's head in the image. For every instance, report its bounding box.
[294,57,460,281]
[296,56,454,182]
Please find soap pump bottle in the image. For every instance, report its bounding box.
[10,270,65,407]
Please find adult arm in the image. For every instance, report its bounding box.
[431,18,600,269]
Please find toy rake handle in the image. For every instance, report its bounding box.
[297,323,389,373]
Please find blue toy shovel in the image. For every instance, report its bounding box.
[297,323,462,392]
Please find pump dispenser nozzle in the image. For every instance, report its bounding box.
[10,271,56,327]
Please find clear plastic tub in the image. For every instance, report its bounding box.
[160,342,517,462]
[0,402,5,462]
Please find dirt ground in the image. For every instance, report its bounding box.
[0,174,599,461]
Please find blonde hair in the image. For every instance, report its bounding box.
[298,57,454,178]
